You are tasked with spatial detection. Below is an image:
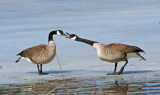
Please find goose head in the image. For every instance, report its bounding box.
[48,30,66,41]
[49,30,66,36]
[66,32,79,40]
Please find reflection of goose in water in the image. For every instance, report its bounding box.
[16,30,66,75]
[100,79,160,95]
[100,80,128,95]
[66,32,145,75]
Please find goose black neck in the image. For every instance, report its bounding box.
[76,37,98,46]
[48,31,56,42]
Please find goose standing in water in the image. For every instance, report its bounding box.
[66,32,145,75]
[15,30,66,75]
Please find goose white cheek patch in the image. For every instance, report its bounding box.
[57,31,61,35]
[71,36,76,40]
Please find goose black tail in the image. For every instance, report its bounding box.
[137,53,146,61]
[15,57,21,63]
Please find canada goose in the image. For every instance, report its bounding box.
[66,32,145,75]
[15,30,66,75]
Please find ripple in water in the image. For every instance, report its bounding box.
[0,78,160,95]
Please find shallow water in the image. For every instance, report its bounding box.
[1,78,160,95]
[0,0,160,94]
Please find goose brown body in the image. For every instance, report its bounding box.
[93,43,145,63]
[66,33,145,75]
[17,42,56,64]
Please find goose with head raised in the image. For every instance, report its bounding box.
[16,30,66,75]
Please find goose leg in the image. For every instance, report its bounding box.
[39,64,48,75]
[114,63,118,74]
[107,62,117,75]
[40,64,42,73]
[37,64,40,74]
[117,60,128,75]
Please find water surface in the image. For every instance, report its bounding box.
[0,0,160,94]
